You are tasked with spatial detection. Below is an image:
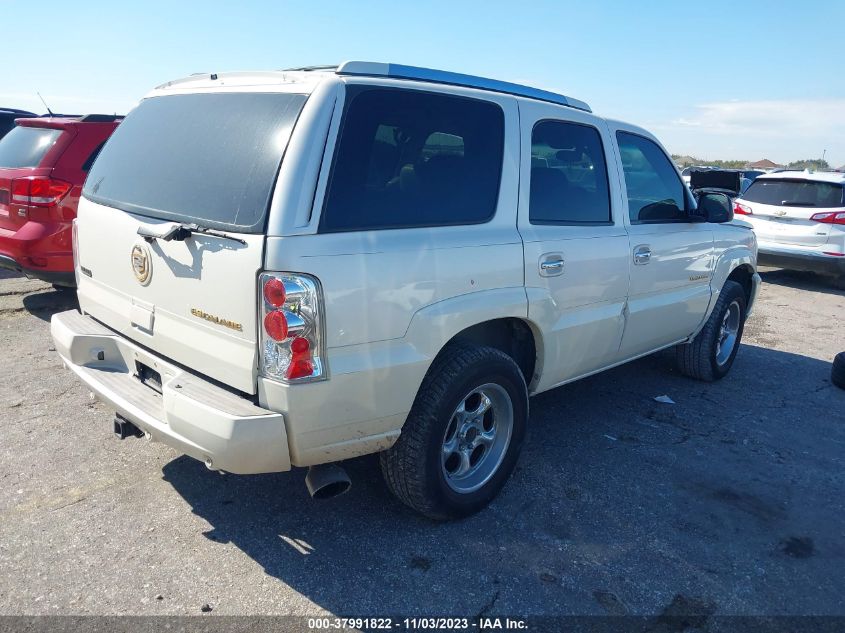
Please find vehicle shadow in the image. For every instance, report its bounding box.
[21,287,79,321]
[161,344,845,616]
[759,267,844,297]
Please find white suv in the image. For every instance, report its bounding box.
[734,170,845,286]
[51,62,760,519]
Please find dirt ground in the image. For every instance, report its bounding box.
[0,267,843,617]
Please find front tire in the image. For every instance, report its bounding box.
[676,280,747,381]
[380,345,528,520]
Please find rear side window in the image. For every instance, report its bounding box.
[530,120,611,224]
[742,179,844,208]
[83,93,307,233]
[617,131,688,223]
[320,88,505,232]
[0,126,63,168]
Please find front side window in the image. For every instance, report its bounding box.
[617,132,688,223]
[529,120,611,224]
[320,88,505,232]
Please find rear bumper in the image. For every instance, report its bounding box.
[50,309,291,474]
[758,243,845,277]
[0,221,75,284]
[0,252,75,285]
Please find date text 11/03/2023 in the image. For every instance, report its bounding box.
[306,617,528,630]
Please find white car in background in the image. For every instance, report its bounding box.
[734,170,845,286]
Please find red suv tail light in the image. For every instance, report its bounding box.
[259,272,326,383]
[11,177,72,208]
[734,202,752,215]
[810,211,845,225]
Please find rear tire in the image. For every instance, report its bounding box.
[832,352,845,390]
[676,280,747,381]
[380,345,528,520]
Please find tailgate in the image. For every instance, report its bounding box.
[740,178,844,247]
[744,200,834,246]
[73,90,308,394]
[75,199,265,393]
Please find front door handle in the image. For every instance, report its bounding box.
[539,254,565,277]
[633,245,652,265]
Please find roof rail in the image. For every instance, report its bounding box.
[79,114,124,123]
[284,65,339,72]
[335,61,591,113]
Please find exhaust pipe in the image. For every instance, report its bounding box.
[305,464,351,500]
[114,414,144,440]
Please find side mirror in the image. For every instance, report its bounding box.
[694,191,734,223]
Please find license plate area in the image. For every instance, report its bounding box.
[135,361,163,394]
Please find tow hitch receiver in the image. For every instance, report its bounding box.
[114,414,144,439]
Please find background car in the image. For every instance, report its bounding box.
[0,114,122,288]
[734,170,845,286]
[0,108,37,140]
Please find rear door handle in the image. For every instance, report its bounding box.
[539,253,565,276]
[633,245,652,265]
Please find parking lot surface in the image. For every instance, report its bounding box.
[0,267,843,617]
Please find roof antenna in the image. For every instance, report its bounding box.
[37,92,54,116]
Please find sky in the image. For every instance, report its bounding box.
[2,0,843,166]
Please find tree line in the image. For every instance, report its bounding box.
[671,155,833,171]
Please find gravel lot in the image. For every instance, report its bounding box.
[0,267,843,618]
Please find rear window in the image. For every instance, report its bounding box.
[320,87,504,232]
[0,126,63,168]
[742,179,844,208]
[82,92,308,233]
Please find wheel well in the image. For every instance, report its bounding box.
[727,264,754,305]
[446,318,537,387]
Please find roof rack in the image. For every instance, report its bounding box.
[335,61,591,113]
[284,65,339,72]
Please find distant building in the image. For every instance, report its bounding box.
[746,159,783,170]
[837,164,845,172]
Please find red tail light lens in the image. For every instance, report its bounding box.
[810,211,845,225]
[259,273,326,383]
[11,177,72,207]
[263,310,289,341]
[734,202,752,215]
[263,277,286,307]
[287,337,314,379]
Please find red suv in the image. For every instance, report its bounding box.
[0,115,121,288]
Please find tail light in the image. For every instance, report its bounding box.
[734,202,752,215]
[11,177,72,208]
[810,211,845,225]
[259,272,326,383]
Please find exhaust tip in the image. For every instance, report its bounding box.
[305,464,351,500]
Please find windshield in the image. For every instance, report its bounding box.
[83,92,308,233]
[0,126,63,168]
[742,179,844,208]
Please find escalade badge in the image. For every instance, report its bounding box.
[131,243,152,285]
[190,308,243,332]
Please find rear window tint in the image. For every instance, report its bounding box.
[0,126,63,168]
[320,87,504,232]
[742,179,844,208]
[82,93,307,233]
